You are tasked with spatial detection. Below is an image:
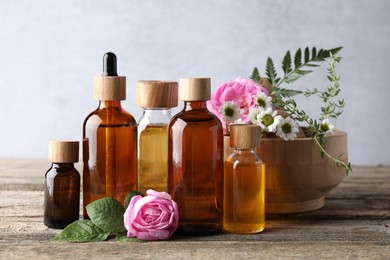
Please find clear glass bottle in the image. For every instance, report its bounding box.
[82,52,137,218]
[223,124,265,234]
[136,81,178,194]
[168,78,224,234]
[44,141,80,229]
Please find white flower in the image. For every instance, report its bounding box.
[276,117,300,141]
[255,108,282,133]
[254,92,272,109]
[220,101,240,122]
[249,107,265,124]
[319,118,335,135]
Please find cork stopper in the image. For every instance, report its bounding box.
[136,81,178,108]
[48,141,79,163]
[230,124,261,148]
[179,78,211,101]
[93,52,126,101]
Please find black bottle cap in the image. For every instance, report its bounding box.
[102,52,118,76]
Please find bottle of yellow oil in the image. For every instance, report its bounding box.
[136,81,178,194]
[223,124,265,234]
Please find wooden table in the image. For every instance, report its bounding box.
[0,159,389,259]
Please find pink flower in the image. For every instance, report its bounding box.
[124,189,179,241]
[207,77,269,133]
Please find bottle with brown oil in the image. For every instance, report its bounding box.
[44,141,80,229]
[168,78,223,234]
[223,124,265,234]
[136,80,178,194]
[82,52,137,218]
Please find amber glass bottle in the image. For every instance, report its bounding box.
[168,78,223,234]
[83,52,137,218]
[44,141,80,229]
[137,81,178,194]
[223,124,265,234]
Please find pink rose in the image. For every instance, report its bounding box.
[124,189,179,241]
[207,77,269,133]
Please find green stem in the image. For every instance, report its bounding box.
[314,135,351,175]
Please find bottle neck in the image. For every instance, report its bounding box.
[183,101,208,111]
[139,108,173,125]
[98,100,122,109]
[52,163,75,169]
[233,148,257,154]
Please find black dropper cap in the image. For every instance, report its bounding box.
[102,52,118,76]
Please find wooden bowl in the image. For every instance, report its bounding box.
[224,130,348,213]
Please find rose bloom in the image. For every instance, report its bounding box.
[124,189,179,241]
[207,77,269,132]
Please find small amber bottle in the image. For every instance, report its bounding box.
[223,124,265,234]
[168,78,224,234]
[44,141,80,229]
[83,52,137,218]
[136,80,178,194]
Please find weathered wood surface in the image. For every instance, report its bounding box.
[0,159,389,259]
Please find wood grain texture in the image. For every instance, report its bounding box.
[179,78,211,101]
[136,80,178,108]
[93,76,126,101]
[0,158,389,259]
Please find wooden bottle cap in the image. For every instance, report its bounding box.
[179,78,211,101]
[94,76,126,101]
[136,81,178,108]
[48,141,79,163]
[230,124,261,148]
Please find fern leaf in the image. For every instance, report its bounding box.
[312,47,317,59]
[304,47,310,63]
[250,67,261,84]
[282,50,292,76]
[294,48,302,69]
[295,70,312,75]
[265,57,277,87]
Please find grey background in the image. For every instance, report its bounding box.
[0,0,388,165]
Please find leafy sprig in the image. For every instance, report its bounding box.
[250,46,342,103]
[283,54,352,175]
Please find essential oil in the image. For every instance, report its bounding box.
[137,81,178,194]
[82,52,137,218]
[44,141,80,229]
[168,78,223,234]
[223,124,265,234]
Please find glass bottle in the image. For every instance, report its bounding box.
[168,78,224,234]
[136,80,178,194]
[82,52,137,218]
[44,141,80,229]
[223,124,265,234]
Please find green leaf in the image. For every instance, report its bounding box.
[53,220,110,243]
[305,63,320,67]
[312,47,317,59]
[250,67,261,84]
[265,57,277,87]
[271,87,302,97]
[304,47,310,63]
[86,197,126,234]
[327,46,343,56]
[295,70,312,75]
[294,48,302,68]
[124,190,144,210]
[116,234,146,243]
[284,74,302,84]
[281,50,292,75]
